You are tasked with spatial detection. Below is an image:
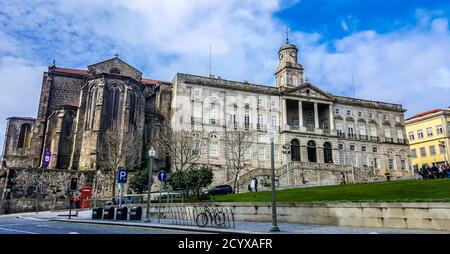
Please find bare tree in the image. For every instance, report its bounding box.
[225,130,253,193]
[97,129,141,200]
[155,120,206,172]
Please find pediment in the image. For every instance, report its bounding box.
[282,83,334,101]
[88,57,143,80]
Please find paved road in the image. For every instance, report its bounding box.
[0,216,198,234]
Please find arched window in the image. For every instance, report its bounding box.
[323,142,333,163]
[85,87,97,130]
[106,86,121,129]
[109,68,121,74]
[290,139,300,161]
[17,123,32,149]
[307,140,317,162]
[129,92,137,128]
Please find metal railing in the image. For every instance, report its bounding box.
[163,205,235,229]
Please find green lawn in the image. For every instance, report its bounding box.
[210,179,450,203]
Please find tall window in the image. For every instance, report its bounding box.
[271,115,277,128]
[389,159,395,170]
[384,128,391,138]
[359,124,366,136]
[323,142,333,163]
[429,145,436,156]
[210,103,218,124]
[17,123,32,149]
[128,92,137,128]
[411,149,417,158]
[370,125,377,137]
[208,133,219,157]
[417,130,424,139]
[244,105,250,130]
[436,125,443,135]
[257,114,264,130]
[258,145,265,161]
[85,87,98,130]
[420,147,426,157]
[426,127,433,137]
[396,129,404,140]
[106,86,120,130]
[408,132,415,141]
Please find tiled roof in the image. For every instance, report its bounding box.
[51,67,171,85]
[406,109,444,121]
[52,67,89,76]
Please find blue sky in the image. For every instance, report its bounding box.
[1,0,450,154]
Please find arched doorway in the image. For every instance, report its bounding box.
[323,142,333,163]
[307,140,317,162]
[291,139,300,161]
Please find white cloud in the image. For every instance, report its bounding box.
[0,0,449,154]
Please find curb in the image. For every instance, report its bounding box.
[51,218,258,234]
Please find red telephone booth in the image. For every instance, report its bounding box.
[79,186,92,209]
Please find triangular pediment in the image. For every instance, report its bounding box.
[282,83,334,101]
[87,57,143,80]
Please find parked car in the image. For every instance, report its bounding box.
[207,185,233,195]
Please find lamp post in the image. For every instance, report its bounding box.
[93,169,100,208]
[146,147,156,221]
[267,128,280,232]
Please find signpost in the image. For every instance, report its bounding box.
[117,168,128,207]
[157,170,167,223]
[68,176,78,219]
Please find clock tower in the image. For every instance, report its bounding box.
[275,37,304,89]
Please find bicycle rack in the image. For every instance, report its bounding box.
[164,205,235,229]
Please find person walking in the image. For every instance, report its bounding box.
[254,177,258,192]
[340,172,346,185]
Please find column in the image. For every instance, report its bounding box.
[298,100,303,128]
[282,99,287,127]
[314,102,319,129]
[329,104,334,131]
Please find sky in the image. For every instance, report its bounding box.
[1,0,450,153]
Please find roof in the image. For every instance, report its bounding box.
[406,109,445,121]
[50,66,171,84]
[7,117,36,121]
[52,67,89,76]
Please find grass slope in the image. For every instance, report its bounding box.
[211,179,450,203]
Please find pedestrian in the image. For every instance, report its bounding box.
[340,172,346,185]
[250,178,256,192]
[247,183,252,192]
[254,177,258,192]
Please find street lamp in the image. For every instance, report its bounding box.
[439,141,448,165]
[93,169,101,208]
[267,128,280,232]
[146,147,156,221]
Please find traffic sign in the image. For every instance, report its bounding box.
[157,170,167,182]
[117,168,128,183]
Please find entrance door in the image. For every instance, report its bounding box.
[307,140,317,162]
[291,139,300,161]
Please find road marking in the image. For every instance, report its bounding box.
[68,232,79,234]
[18,216,49,221]
[0,227,39,234]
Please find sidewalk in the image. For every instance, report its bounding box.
[4,210,449,234]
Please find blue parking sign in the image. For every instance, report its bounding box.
[117,168,128,183]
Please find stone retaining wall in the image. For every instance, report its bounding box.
[143,202,450,231]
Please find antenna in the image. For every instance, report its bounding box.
[209,44,212,77]
[351,71,356,98]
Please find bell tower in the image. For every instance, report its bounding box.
[275,30,304,89]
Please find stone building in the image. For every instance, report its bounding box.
[1,39,413,189]
[1,56,172,172]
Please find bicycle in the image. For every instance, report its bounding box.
[195,206,227,228]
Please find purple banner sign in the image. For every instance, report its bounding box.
[42,150,51,169]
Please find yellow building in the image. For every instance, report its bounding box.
[405,108,450,171]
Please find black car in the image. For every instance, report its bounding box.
[207,185,233,195]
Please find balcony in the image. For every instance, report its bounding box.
[348,133,358,140]
[384,137,394,143]
[359,135,368,141]
[337,131,346,138]
[397,139,407,145]
[370,136,379,142]
[257,123,267,131]
[191,117,202,125]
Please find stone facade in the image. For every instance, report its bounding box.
[1,40,412,191]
